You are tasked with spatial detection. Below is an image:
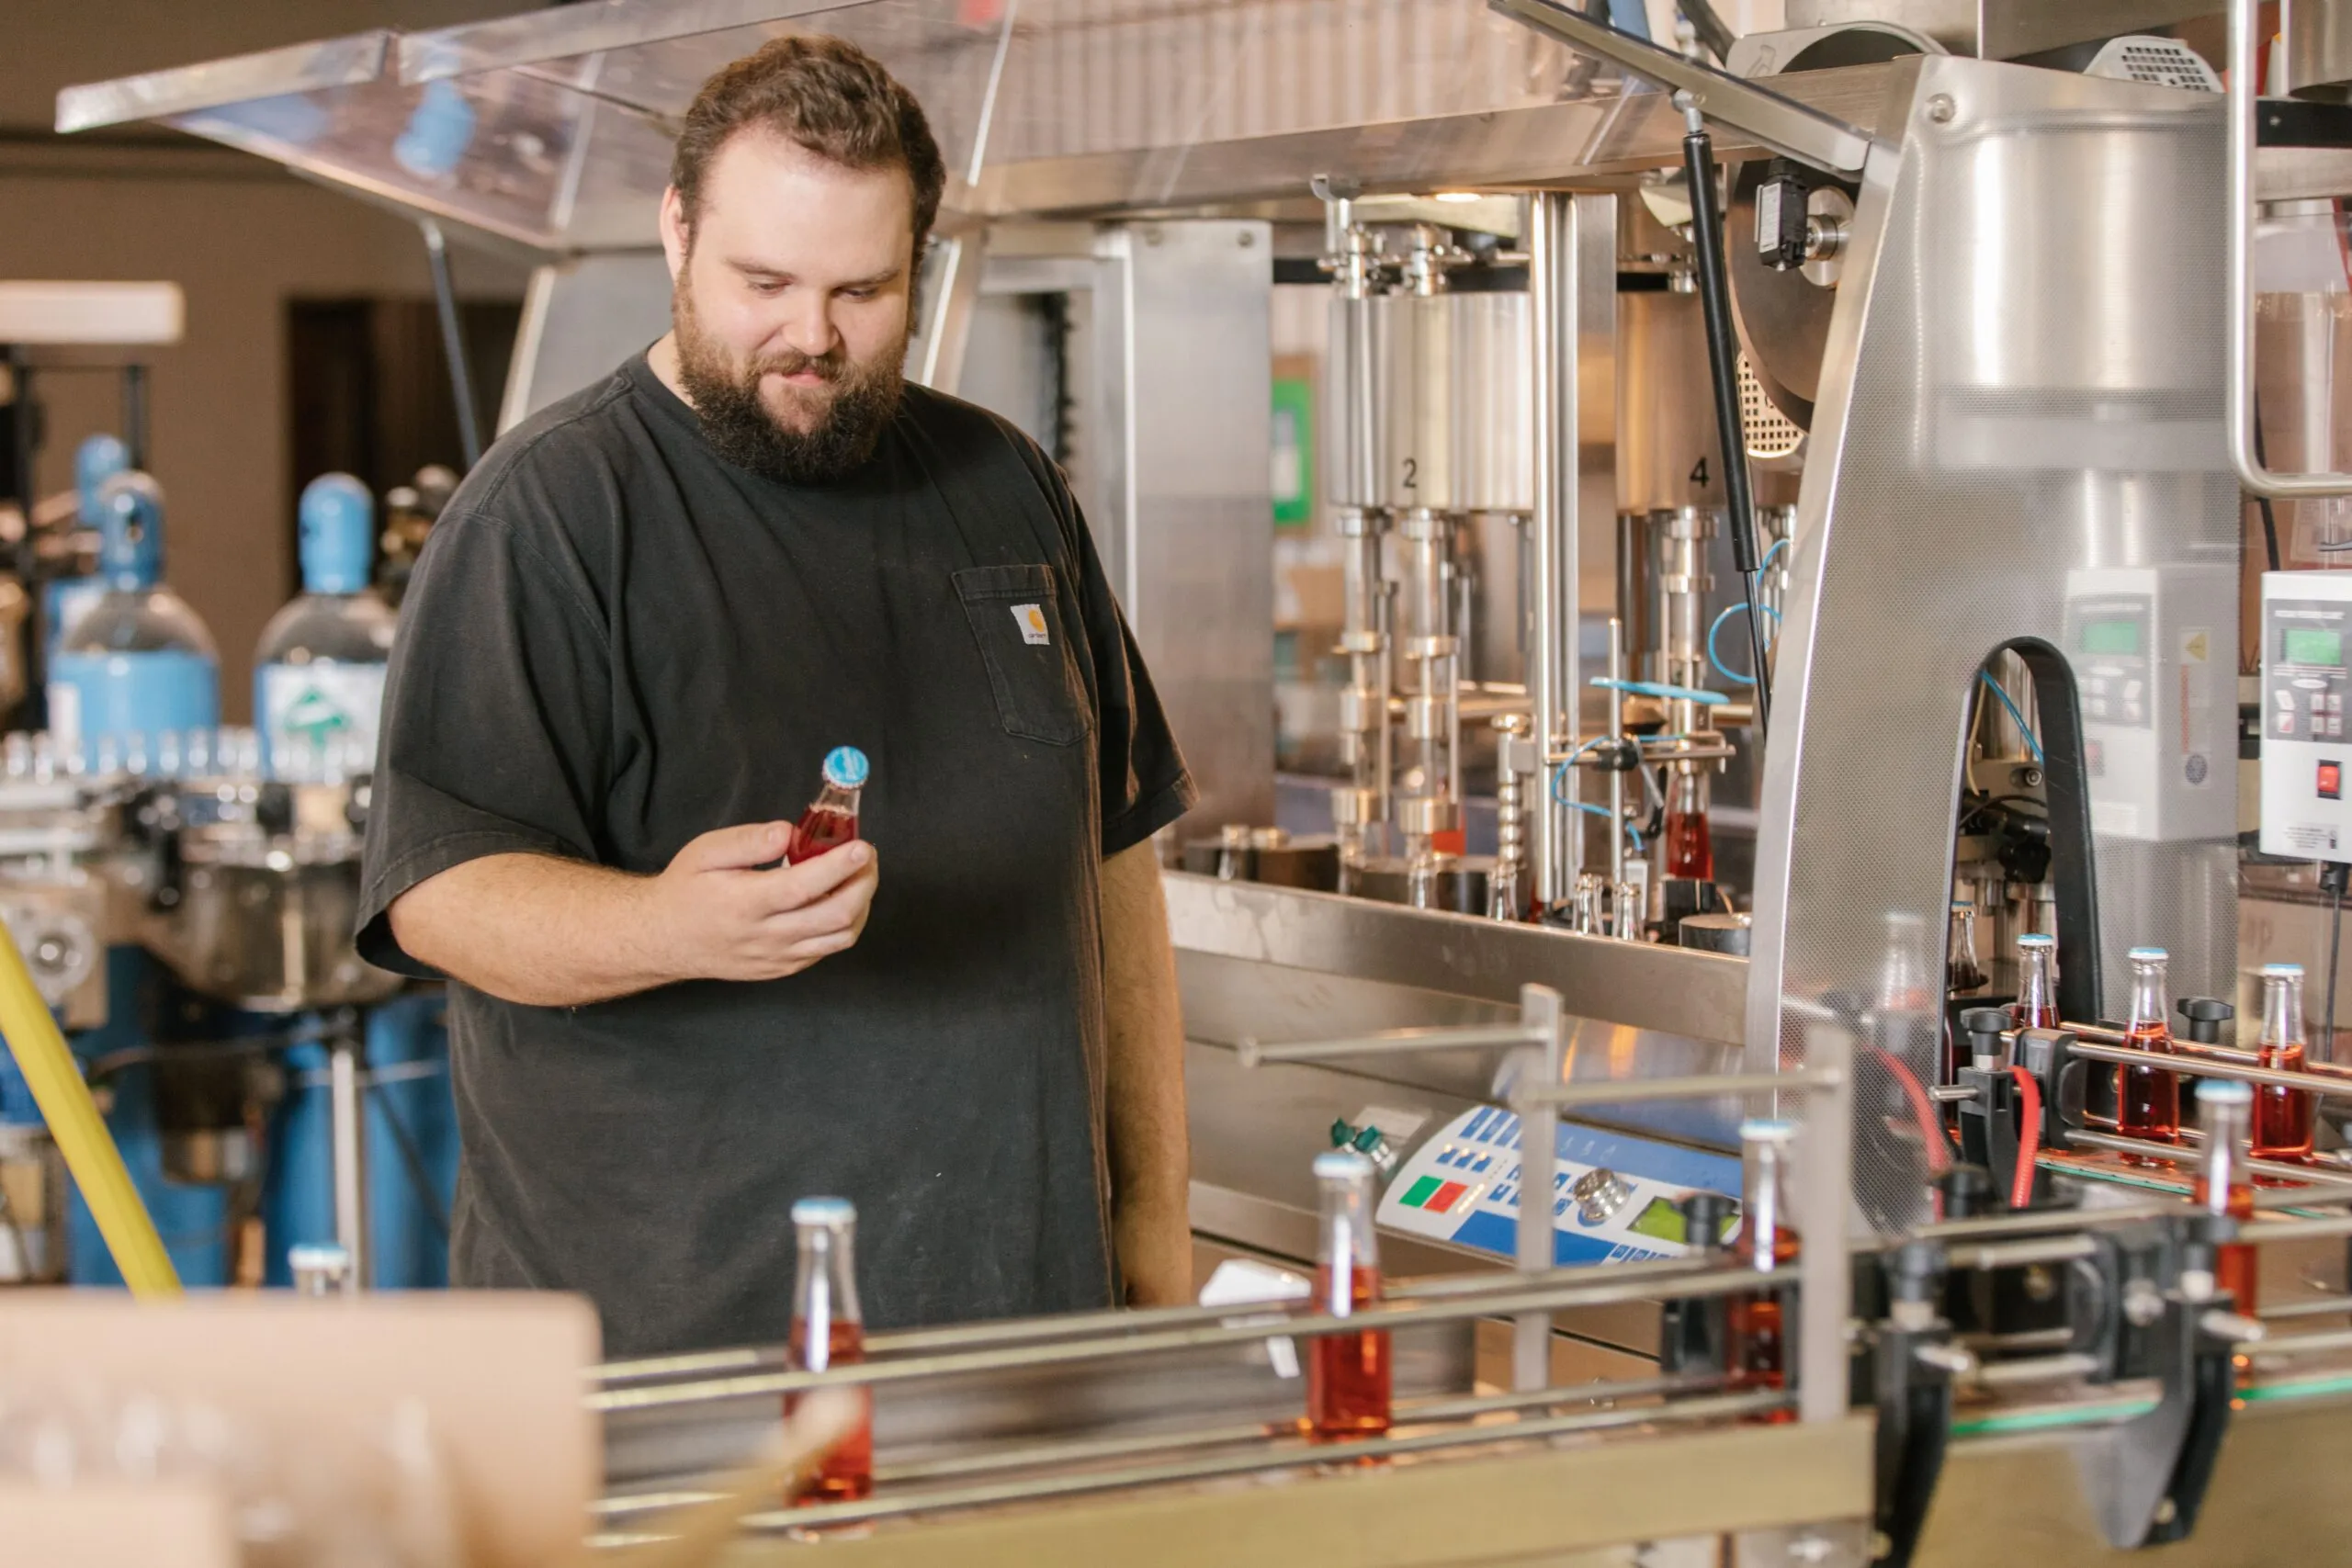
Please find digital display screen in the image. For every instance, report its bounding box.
[2284,626,2345,669]
[1628,1194,1740,1246]
[2080,618,2142,657]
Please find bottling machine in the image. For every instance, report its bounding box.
[45,0,2352,1562]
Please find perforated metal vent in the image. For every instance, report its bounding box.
[1740,355,1806,469]
[2085,37,2222,94]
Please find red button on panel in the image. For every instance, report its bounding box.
[2321,761,2342,801]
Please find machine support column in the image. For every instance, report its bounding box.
[328,1027,368,1293]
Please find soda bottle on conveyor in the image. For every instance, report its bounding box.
[786,1197,873,1504]
[2115,946,2181,1160]
[2252,963,2316,1164]
[1306,1149,1391,1441]
[788,746,868,865]
[1946,898,1986,995]
[1724,1119,1800,1424]
[2191,1079,2259,1314]
[2011,932,2059,1031]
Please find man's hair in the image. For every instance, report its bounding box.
[671,35,947,267]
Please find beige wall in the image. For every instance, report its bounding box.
[2,1,530,718]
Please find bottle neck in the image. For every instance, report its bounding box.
[1317,1171,1378,1299]
[2017,948,2054,1010]
[1741,1141,1794,1270]
[793,1224,862,1337]
[814,782,863,816]
[2199,1101,2251,1203]
[2126,963,2167,1032]
[2262,976,2304,1049]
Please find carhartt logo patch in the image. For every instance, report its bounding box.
[1012,604,1050,646]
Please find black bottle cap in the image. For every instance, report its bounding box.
[2177,997,2234,1045]
[1937,1162,1996,1220]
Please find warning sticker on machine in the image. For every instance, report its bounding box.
[2281,822,2341,854]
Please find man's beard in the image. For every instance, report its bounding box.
[673,281,907,486]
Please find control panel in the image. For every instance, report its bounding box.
[1376,1105,1742,1266]
[2065,565,2235,842]
[2261,570,2352,863]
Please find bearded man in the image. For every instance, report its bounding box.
[356,36,1196,1357]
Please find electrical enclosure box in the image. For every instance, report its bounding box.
[2065,565,2236,843]
[2260,570,2352,863]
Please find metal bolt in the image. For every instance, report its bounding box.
[1926,93,1957,124]
[1238,230,1255,247]
[1787,1531,1838,1564]
[2021,1263,2057,1303]
[2154,1498,2179,1527]
[2122,1277,2165,1327]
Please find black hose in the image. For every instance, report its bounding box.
[2324,862,2347,1066]
[1679,0,1737,62]
[1679,107,1771,737]
[2254,389,2283,572]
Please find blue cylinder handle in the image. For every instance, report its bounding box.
[1589,676,1730,707]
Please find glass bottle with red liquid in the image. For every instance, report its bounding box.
[1946,897,1986,995]
[787,746,868,865]
[2252,963,2316,1163]
[2011,932,2060,1030]
[1662,765,1713,881]
[2114,946,2181,1159]
[2190,1078,2260,1314]
[1725,1118,1800,1424]
[786,1196,872,1504]
[1306,1149,1390,1442]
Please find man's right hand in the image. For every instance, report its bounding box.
[644,821,881,984]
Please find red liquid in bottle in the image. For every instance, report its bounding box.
[2114,1021,2181,1162]
[788,804,860,865]
[1725,1232,1799,1425]
[2012,997,2060,1030]
[1307,1264,1391,1440]
[786,1318,874,1504]
[2191,1177,2259,1314]
[2252,1037,2316,1163]
[1662,809,1714,881]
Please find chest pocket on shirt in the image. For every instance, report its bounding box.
[954,564,1090,747]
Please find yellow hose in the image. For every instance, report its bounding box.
[0,920,178,1296]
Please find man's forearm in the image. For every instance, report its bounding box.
[390,852,681,1007]
[1100,840,1192,1306]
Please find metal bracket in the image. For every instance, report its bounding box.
[1486,0,1876,176]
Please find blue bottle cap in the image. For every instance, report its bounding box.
[791,1196,856,1227]
[1738,1118,1798,1144]
[2127,946,2167,963]
[96,471,166,590]
[2263,962,2305,979]
[2017,933,2055,950]
[299,473,375,595]
[2195,1078,2253,1106]
[74,434,129,523]
[820,746,869,789]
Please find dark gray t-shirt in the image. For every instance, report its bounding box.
[356,355,1193,1358]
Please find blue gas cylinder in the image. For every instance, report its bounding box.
[46,434,128,660]
[48,470,220,762]
[255,474,397,780]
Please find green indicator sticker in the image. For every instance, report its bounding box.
[1401,1175,1442,1209]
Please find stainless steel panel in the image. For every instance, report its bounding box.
[1380,293,1533,513]
[2288,0,2352,100]
[1746,57,2240,1235]
[498,252,674,432]
[979,63,1908,219]
[1785,0,2217,60]
[1084,225,1275,836]
[1619,292,1728,514]
[1165,872,1747,1043]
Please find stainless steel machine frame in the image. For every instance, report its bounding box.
[51,1,2352,1561]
